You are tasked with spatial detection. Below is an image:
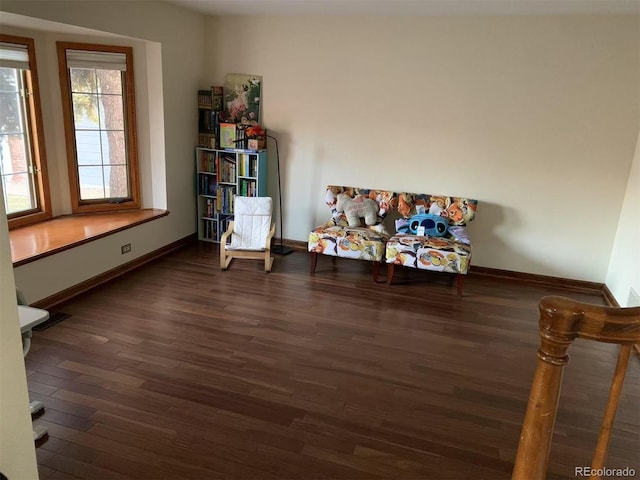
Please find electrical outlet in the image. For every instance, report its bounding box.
[121,243,132,254]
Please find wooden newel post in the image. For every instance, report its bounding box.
[512,297,581,480]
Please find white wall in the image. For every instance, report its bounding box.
[1,5,638,302]
[0,1,206,303]
[606,132,640,306]
[0,183,39,479]
[207,15,639,283]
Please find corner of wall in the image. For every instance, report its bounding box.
[605,131,640,307]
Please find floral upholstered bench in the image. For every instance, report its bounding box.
[308,186,397,282]
[385,192,478,295]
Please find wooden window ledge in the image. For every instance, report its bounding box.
[10,209,168,267]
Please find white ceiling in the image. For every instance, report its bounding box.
[165,0,640,16]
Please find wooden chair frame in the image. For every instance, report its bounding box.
[220,221,275,273]
[309,252,382,282]
[386,263,465,296]
[512,296,640,480]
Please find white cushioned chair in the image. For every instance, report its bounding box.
[220,196,275,272]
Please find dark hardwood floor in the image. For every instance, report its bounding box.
[26,243,639,479]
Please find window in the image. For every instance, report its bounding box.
[57,42,139,213]
[0,34,51,228]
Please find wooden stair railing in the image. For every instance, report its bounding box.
[512,296,640,480]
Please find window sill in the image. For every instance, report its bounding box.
[10,209,168,267]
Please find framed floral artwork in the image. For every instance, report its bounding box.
[223,73,262,124]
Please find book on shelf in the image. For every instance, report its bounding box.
[198,88,222,147]
[239,179,257,197]
[199,86,223,111]
[235,126,246,149]
[198,133,216,149]
[219,123,263,151]
[199,174,218,196]
[204,198,215,217]
[236,153,260,178]
[208,180,215,196]
[199,174,208,195]
[198,89,213,109]
[223,148,260,154]
[205,219,217,240]
[215,186,235,214]
[202,218,216,240]
[199,150,217,173]
[198,109,210,131]
[216,188,222,212]
[212,86,223,111]
[220,123,237,149]
[218,153,236,183]
[238,153,247,177]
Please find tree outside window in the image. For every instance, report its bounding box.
[57,42,139,213]
[0,35,51,228]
